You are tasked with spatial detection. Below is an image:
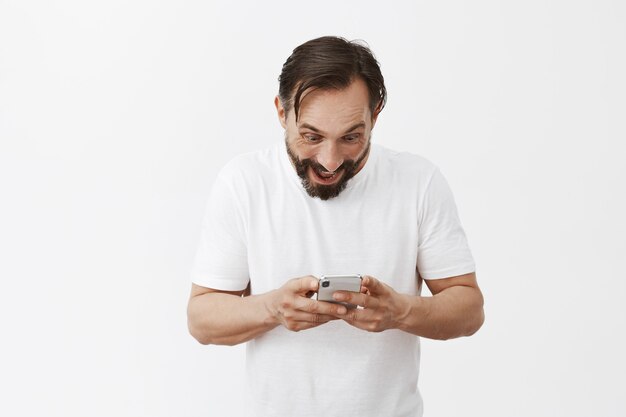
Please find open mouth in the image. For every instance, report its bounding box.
[310,167,343,185]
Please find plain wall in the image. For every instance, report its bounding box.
[1,1,624,416]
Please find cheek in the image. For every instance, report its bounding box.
[296,146,316,160]
[287,138,315,161]
[348,148,363,160]
[345,143,368,162]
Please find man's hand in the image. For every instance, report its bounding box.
[265,276,347,332]
[332,275,409,332]
[332,273,484,339]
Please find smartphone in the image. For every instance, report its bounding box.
[317,274,362,309]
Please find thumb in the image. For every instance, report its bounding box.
[289,275,319,295]
[362,275,383,295]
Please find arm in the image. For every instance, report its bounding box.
[401,272,484,340]
[332,272,484,340]
[187,276,346,346]
[187,284,276,346]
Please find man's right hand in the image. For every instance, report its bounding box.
[265,276,347,332]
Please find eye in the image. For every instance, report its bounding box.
[343,134,361,143]
[303,134,321,143]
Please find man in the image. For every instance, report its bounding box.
[188,36,484,417]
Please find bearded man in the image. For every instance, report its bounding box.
[188,35,484,417]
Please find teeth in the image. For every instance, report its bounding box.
[311,167,339,181]
[318,171,335,179]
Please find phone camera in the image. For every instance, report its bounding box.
[321,281,330,288]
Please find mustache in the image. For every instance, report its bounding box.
[299,158,351,174]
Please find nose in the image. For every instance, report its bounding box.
[316,141,344,173]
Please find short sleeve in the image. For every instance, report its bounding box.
[190,171,250,291]
[416,168,475,280]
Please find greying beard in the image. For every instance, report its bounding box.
[285,136,371,200]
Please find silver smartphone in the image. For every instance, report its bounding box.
[317,274,362,309]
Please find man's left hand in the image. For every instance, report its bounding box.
[332,275,410,332]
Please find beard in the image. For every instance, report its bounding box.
[285,138,371,200]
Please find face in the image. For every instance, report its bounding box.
[275,78,379,200]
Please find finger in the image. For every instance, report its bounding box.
[335,308,384,333]
[361,275,383,295]
[332,291,377,309]
[337,306,364,324]
[288,276,319,295]
[294,297,348,315]
[293,316,341,331]
[287,312,338,324]
[285,320,325,332]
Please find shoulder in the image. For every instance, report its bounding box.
[219,145,278,175]
[216,145,281,186]
[372,144,440,187]
[204,146,282,211]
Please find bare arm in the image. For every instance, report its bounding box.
[400,272,484,340]
[187,276,346,346]
[332,272,484,340]
[187,284,276,346]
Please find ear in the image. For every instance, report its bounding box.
[370,105,382,129]
[274,96,287,129]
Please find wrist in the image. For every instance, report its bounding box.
[394,293,423,332]
[258,290,280,327]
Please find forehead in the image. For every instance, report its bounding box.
[295,79,371,128]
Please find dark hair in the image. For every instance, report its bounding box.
[278,36,387,121]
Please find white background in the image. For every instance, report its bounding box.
[1,0,625,416]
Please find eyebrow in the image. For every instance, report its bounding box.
[298,122,366,135]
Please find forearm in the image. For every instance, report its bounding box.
[397,286,484,340]
[187,292,278,346]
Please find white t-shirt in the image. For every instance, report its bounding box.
[191,142,475,417]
